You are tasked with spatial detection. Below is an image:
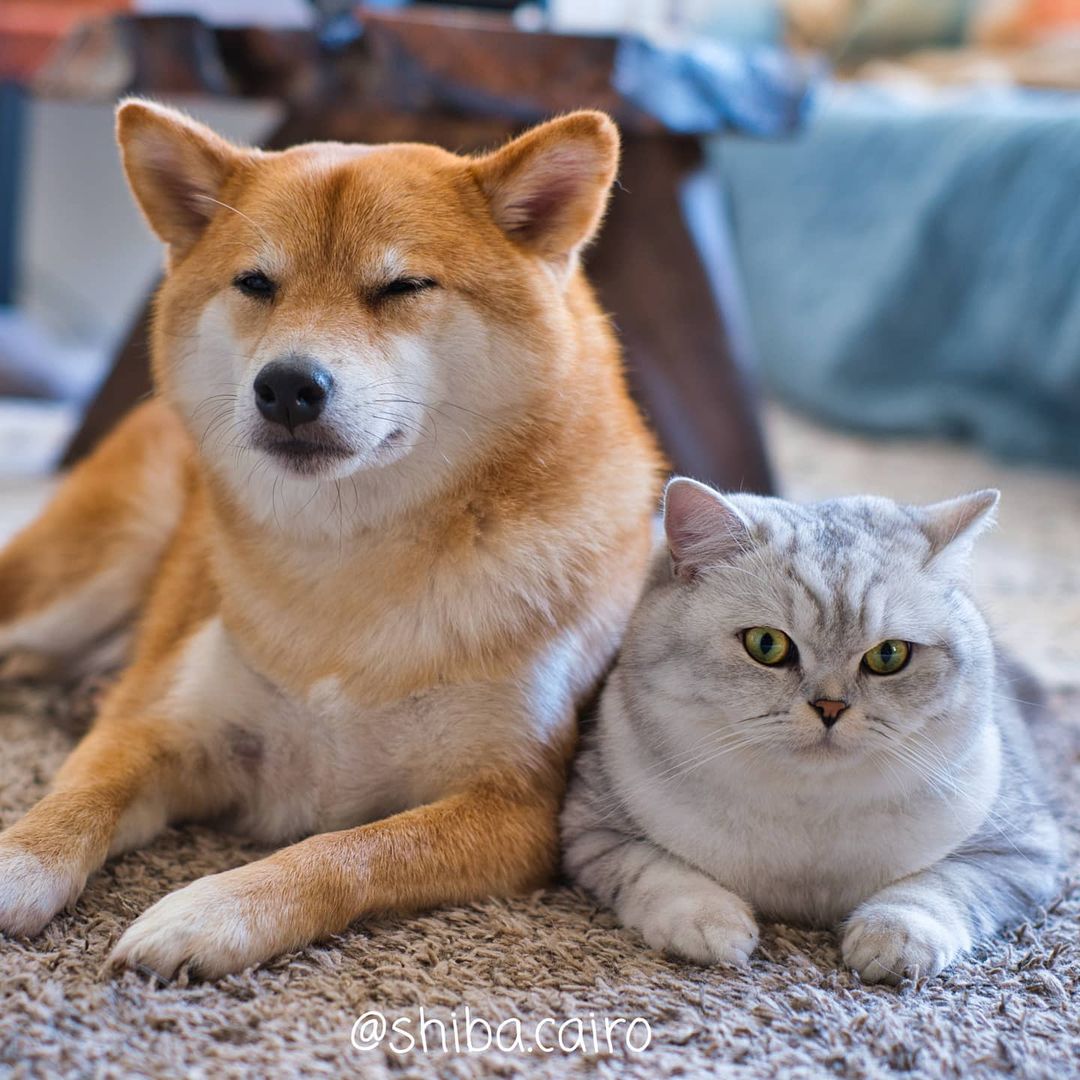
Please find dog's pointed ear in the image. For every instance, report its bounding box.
[471,111,620,267]
[116,99,245,253]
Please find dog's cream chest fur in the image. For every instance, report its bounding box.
[165,617,404,841]
[166,614,590,845]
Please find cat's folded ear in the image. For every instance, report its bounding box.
[920,489,1000,569]
[663,478,753,581]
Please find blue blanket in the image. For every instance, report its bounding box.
[718,84,1080,470]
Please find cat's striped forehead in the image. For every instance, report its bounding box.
[711,495,967,651]
[740,495,928,556]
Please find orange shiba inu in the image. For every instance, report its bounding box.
[0,101,661,978]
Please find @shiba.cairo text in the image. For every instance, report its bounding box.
[350,1008,652,1055]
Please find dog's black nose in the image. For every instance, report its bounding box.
[811,699,848,728]
[254,359,333,431]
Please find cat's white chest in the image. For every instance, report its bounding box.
[611,726,1002,926]
[686,797,949,924]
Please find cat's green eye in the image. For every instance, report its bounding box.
[743,627,793,666]
[863,639,911,675]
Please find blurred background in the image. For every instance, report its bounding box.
[0,0,1078,685]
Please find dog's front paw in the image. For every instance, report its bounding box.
[620,861,758,967]
[109,866,286,980]
[0,837,84,937]
[842,902,967,985]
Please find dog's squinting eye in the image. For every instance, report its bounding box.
[233,272,276,300]
[863,640,912,675]
[375,277,438,301]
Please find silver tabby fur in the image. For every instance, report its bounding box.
[562,479,1061,984]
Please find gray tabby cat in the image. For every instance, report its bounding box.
[562,479,1060,984]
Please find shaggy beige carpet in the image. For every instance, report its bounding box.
[1,405,1078,1079]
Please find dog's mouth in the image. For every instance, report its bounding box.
[251,426,408,476]
[254,434,354,475]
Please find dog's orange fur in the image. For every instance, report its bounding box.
[0,102,662,978]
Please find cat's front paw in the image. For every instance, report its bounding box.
[0,836,84,937]
[621,862,758,967]
[842,902,967,985]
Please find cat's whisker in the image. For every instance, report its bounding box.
[660,736,774,786]
[581,726,778,824]
[883,737,1039,868]
[594,731,757,805]
[645,718,791,786]
[619,711,789,789]
[992,691,1054,711]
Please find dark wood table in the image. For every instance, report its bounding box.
[40,6,773,493]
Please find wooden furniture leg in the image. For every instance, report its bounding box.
[60,288,154,468]
[587,137,773,493]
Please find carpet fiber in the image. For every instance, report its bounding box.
[1,406,1078,1078]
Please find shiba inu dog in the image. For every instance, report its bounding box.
[0,101,661,978]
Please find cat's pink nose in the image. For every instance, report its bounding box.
[811,699,848,727]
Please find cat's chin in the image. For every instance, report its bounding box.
[787,735,863,762]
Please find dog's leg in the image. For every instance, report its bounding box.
[0,503,231,938]
[109,774,562,978]
[0,400,190,680]
[0,698,232,937]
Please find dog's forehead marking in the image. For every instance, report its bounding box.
[378,247,406,279]
[240,241,405,282]
[246,150,440,276]
[251,241,288,276]
[288,143,381,171]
